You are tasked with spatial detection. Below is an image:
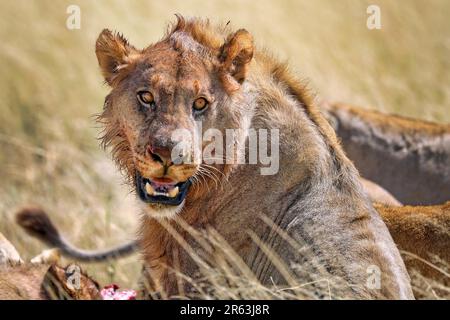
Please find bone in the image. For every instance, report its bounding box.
[0,232,23,265]
[31,248,61,265]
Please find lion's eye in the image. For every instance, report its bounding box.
[137,91,154,107]
[193,97,208,111]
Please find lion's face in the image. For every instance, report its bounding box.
[96,19,253,218]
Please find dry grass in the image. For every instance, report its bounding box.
[0,0,448,298]
[137,217,450,299]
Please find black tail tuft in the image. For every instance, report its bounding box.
[15,206,61,246]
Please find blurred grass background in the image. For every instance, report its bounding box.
[0,0,449,289]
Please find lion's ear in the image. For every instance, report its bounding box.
[219,29,254,91]
[95,29,139,86]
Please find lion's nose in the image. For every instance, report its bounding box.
[146,144,173,166]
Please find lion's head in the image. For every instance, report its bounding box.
[96,16,254,218]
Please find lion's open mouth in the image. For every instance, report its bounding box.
[136,173,191,206]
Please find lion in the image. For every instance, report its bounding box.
[17,16,415,299]
[322,102,450,205]
[0,232,100,300]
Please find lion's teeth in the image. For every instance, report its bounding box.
[145,182,155,196]
[168,186,179,198]
[145,182,179,198]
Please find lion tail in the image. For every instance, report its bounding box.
[15,206,137,262]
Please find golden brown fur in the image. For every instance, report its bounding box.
[376,202,450,284]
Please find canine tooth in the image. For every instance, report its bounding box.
[168,186,179,198]
[145,182,155,196]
